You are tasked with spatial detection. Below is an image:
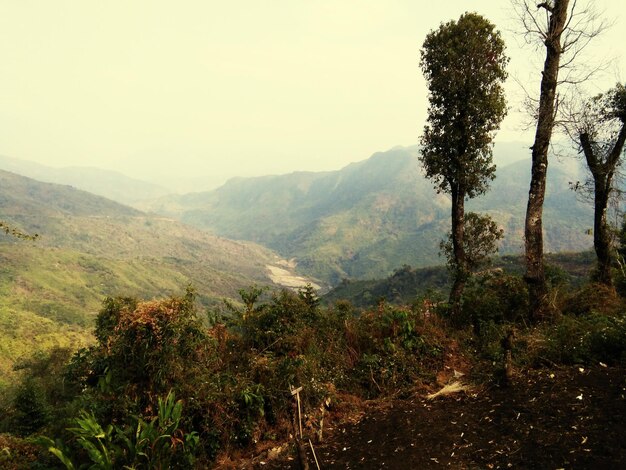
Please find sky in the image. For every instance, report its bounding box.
[0,0,625,188]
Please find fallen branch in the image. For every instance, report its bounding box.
[426,381,471,400]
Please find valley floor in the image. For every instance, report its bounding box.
[255,365,625,469]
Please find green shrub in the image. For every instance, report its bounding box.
[11,286,455,465]
[43,390,199,470]
[462,273,528,334]
[534,312,626,365]
[11,380,50,437]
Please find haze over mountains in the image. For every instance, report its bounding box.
[0,154,236,201]
[1,143,594,287]
[0,169,303,382]
[0,154,172,206]
[141,144,592,283]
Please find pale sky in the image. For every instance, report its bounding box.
[0,1,624,186]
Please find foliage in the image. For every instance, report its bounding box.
[0,347,76,437]
[3,274,622,468]
[43,391,199,470]
[346,303,445,397]
[10,381,50,437]
[70,288,210,416]
[323,252,594,309]
[0,221,38,240]
[462,272,529,333]
[440,212,504,272]
[532,311,626,366]
[419,13,508,198]
[561,282,622,317]
[0,433,54,470]
[420,12,508,309]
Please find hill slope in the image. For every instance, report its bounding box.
[0,154,171,205]
[143,146,593,283]
[0,170,305,384]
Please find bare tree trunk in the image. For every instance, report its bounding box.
[450,184,467,314]
[524,0,570,322]
[580,125,626,287]
[593,181,613,285]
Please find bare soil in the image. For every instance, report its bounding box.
[257,365,626,469]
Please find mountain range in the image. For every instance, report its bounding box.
[0,143,598,381]
[0,154,171,205]
[140,145,593,283]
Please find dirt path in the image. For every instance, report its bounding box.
[261,366,626,469]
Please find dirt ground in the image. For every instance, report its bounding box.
[254,365,626,469]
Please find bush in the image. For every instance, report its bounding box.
[13,286,457,466]
[561,283,622,317]
[462,272,528,334]
[43,391,199,470]
[11,380,50,437]
[0,434,55,470]
[69,288,212,417]
[537,312,626,365]
[344,303,445,397]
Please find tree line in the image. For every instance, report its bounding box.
[418,1,626,320]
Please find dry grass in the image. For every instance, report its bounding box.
[426,381,472,400]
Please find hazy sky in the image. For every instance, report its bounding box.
[1,1,624,185]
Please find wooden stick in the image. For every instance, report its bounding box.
[290,386,304,439]
[297,391,303,438]
[309,439,321,470]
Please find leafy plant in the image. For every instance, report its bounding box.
[43,391,198,470]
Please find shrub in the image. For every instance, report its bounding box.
[462,272,528,334]
[11,380,50,437]
[43,391,199,470]
[70,288,212,417]
[543,312,626,365]
[561,283,623,316]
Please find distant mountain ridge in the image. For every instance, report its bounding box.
[0,154,172,205]
[142,145,593,283]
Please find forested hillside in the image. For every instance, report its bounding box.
[143,145,592,283]
[0,170,299,384]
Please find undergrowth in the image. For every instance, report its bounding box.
[0,285,450,468]
[2,275,625,468]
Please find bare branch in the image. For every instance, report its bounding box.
[537,2,554,13]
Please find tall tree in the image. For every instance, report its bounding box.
[522,0,570,320]
[419,13,508,313]
[513,0,606,320]
[567,84,626,286]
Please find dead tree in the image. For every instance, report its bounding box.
[565,84,626,286]
[512,0,608,320]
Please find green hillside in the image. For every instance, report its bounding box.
[142,145,593,284]
[0,170,295,385]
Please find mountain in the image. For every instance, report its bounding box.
[0,154,172,205]
[0,169,311,384]
[142,144,593,284]
[471,157,590,253]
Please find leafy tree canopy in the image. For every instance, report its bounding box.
[420,12,508,198]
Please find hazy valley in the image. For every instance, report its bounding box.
[0,168,312,383]
[139,143,593,283]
